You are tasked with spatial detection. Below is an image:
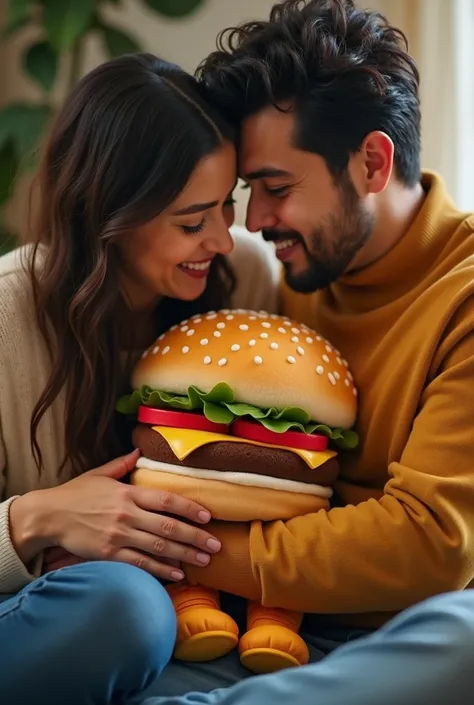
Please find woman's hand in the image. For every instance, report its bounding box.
[10,449,221,581]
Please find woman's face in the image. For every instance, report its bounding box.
[118,141,237,310]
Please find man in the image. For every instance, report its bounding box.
[187,0,474,620]
[137,1,474,703]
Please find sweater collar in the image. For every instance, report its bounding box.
[326,171,459,311]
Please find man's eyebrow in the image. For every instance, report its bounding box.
[171,200,219,216]
[243,167,292,181]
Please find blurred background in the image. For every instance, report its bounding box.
[0,0,473,254]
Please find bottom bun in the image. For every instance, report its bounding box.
[130,466,330,521]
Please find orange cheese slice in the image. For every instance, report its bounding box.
[151,425,336,470]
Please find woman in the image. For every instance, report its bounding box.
[0,53,276,705]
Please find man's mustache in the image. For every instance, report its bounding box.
[261,229,303,244]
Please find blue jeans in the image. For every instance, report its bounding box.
[1,561,474,705]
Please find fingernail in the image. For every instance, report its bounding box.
[196,552,210,565]
[171,570,184,581]
[198,510,211,523]
[206,538,221,552]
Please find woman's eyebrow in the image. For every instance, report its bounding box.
[171,200,219,216]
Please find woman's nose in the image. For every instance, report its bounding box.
[204,223,234,256]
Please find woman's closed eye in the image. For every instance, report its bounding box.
[181,219,206,235]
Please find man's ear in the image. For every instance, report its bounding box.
[358,131,394,194]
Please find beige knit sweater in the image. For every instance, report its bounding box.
[0,229,279,593]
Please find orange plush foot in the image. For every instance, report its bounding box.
[239,602,309,674]
[167,583,239,662]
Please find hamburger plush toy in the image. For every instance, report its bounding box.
[117,309,358,674]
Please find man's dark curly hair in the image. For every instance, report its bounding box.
[196,0,421,187]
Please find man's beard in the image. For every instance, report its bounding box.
[263,174,374,294]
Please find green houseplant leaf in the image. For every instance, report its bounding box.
[3,0,36,37]
[145,0,205,19]
[43,0,95,52]
[0,103,51,168]
[100,23,142,57]
[0,140,20,207]
[24,42,58,92]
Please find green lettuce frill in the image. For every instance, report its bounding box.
[116,382,358,450]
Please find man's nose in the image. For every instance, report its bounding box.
[245,193,279,233]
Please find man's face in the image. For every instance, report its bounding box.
[240,106,374,293]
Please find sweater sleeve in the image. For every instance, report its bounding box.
[0,436,40,594]
[186,325,474,613]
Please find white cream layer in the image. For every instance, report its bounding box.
[136,457,333,498]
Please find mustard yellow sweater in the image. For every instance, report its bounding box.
[186,172,474,627]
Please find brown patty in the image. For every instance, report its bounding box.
[132,424,338,486]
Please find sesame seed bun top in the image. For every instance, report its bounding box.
[132,309,357,429]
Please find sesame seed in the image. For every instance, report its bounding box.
[239,324,249,331]
[343,359,349,367]
[180,325,189,332]
[347,371,353,381]
[216,322,225,330]
[316,366,324,375]
[218,358,227,366]
[306,337,313,344]
[261,322,271,328]
[158,334,165,341]
[283,321,292,327]
[186,329,195,337]
[278,327,287,334]
[226,314,234,320]
[254,356,263,364]
[213,331,221,338]
[287,355,296,364]
[270,342,279,350]
[249,339,256,347]
[344,379,350,387]
[260,332,269,339]
[153,346,159,354]
[334,371,340,380]
[204,356,212,365]
[170,325,177,331]
[231,344,240,352]
[297,346,305,355]
[141,350,148,358]
[249,316,257,320]
[221,309,230,314]
[162,346,170,355]
[336,356,342,365]
[325,344,332,353]
[206,312,217,319]
[182,346,190,354]
[270,314,279,319]
[353,388,358,396]
[316,336,322,341]
[291,336,299,343]
[328,373,336,385]
[200,338,209,346]
[322,354,330,363]
[193,317,202,323]
[291,327,300,335]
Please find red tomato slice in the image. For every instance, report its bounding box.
[137,406,231,435]
[232,419,329,452]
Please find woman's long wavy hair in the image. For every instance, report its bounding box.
[25,53,236,475]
